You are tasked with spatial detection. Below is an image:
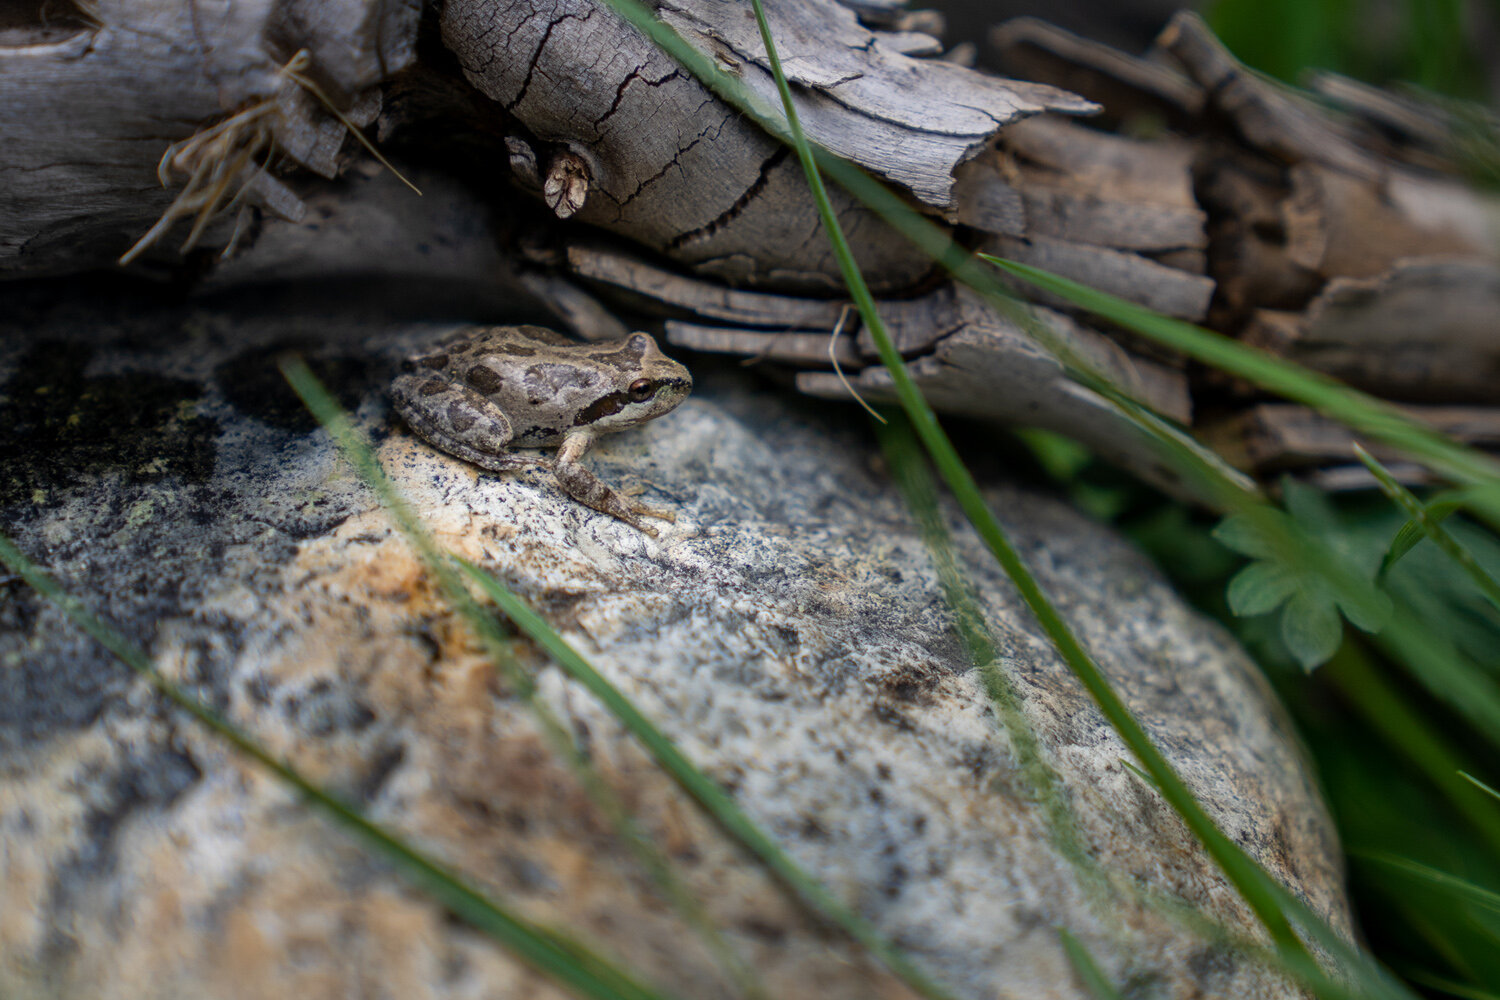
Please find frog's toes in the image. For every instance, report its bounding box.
[627,499,677,523]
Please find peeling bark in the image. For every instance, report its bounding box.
[439,0,1092,291]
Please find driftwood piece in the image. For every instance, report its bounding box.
[795,308,1201,492]
[1282,163,1500,278]
[1204,403,1500,477]
[1305,72,1465,171]
[956,117,1208,256]
[1156,11,1385,182]
[988,17,1205,128]
[994,10,1500,482]
[563,244,848,328]
[1241,260,1500,404]
[0,0,417,275]
[666,321,863,367]
[986,234,1215,320]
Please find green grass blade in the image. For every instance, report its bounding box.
[1461,772,1500,803]
[874,409,1105,888]
[873,385,1399,1000]
[1354,852,1500,916]
[1058,929,1125,1000]
[1323,645,1500,847]
[738,6,1433,999]
[1380,494,1464,578]
[1355,445,1500,609]
[0,532,675,1000]
[1399,968,1500,1000]
[278,358,760,1000]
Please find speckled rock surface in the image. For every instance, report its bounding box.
[0,281,1349,1000]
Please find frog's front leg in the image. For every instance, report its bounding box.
[553,430,676,536]
[391,373,549,475]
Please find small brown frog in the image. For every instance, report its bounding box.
[392,326,692,534]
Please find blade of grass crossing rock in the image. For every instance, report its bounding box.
[877,412,1394,999]
[0,533,674,1000]
[280,359,955,1000]
[1058,929,1126,1000]
[451,556,962,1000]
[744,0,1319,966]
[742,5,1421,998]
[278,359,763,1000]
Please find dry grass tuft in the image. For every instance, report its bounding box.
[120,49,420,266]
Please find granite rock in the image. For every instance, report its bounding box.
[0,281,1348,999]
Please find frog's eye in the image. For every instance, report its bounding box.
[628,378,655,402]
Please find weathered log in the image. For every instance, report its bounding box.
[992,10,1500,481]
[438,0,1093,292]
[0,0,418,274]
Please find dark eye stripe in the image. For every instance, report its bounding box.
[575,390,632,425]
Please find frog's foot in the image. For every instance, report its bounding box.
[553,462,674,536]
[624,497,676,523]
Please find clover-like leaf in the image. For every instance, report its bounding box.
[1281,587,1344,671]
[1212,511,1288,560]
[1332,584,1393,635]
[1214,491,1392,671]
[1226,559,1300,617]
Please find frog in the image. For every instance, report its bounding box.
[391,325,692,535]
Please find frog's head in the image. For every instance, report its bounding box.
[575,333,692,433]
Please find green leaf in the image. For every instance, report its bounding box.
[1226,560,1300,617]
[1213,513,1282,559]
[1282,477,1338,533]
[1282,589,1344,671]
[1332,585,1392,635]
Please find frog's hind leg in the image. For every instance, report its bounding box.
[391,373,549,475]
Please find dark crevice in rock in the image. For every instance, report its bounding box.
[0,339,219,512]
